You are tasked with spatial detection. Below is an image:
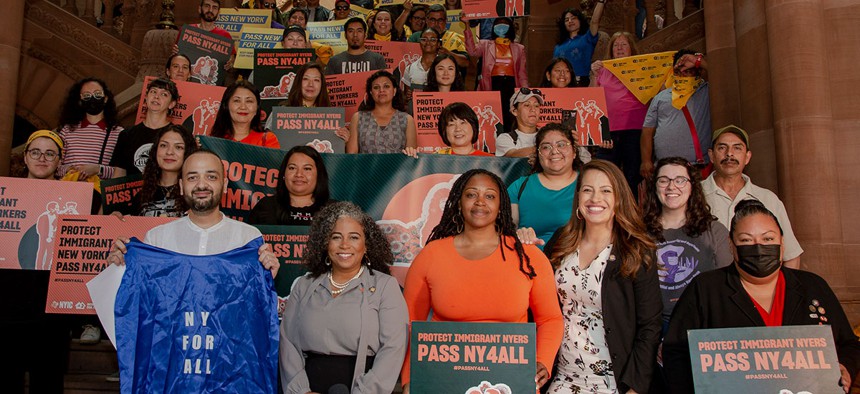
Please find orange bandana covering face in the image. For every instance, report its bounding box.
[665,74,703,110]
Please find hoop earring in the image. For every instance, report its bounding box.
[324,256,332,266]
[453,211,464,234]
[576,209,583,220]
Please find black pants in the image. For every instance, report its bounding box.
[492,75,516,133]
[596,128,643,197]
[305,352,375,393]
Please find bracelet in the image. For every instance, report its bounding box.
[694,53,703,69]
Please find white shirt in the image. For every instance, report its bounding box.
[495,129,536,156]
[702,173,803,261]
[144,214,263,255]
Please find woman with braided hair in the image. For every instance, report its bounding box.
[400,169,564,393]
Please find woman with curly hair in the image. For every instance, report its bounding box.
[423,53,465,93]
[279,201,408,394]
[543,159,662,393]
[552,4,605,87]
[642,157,732,328]
[401,169,564,392]
[211,80,280,148]
[347,70,417,153]
[56,77,123,180]
[126,125,198,217]
[366,8,406,41]
[247,146,334,225]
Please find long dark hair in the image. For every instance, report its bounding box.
[275,146,330,209]
[358,70,405,111]
[211,80,264,139]
[426,169,536,279]
[58,77,120,133]
[286,62,330,107]
[424,54,465,92]
[137,125,198,214]
[304,201,393,278]
[406,5,428,31]
[531,123,583,174]
[548,160,656,278]
[366,9,402,40]
[539,58,575,88]
[642,157,716,241]
[556,8,589,44]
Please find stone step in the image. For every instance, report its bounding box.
[68,339,118,374]
[63,372,120,393]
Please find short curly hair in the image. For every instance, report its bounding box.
[304,201,393,278]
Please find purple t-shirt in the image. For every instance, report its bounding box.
[596,68,649,131]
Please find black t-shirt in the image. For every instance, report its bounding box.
[246,196,332,226]
[109,123,170,175]
[129,185,186,217]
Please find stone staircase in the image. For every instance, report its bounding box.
[62,339,120,393]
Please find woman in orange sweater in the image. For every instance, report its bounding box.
[401,169,564,392]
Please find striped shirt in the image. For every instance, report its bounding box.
[57,120,123,179]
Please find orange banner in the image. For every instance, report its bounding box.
[412,91,503,153]
[0,177,93,270]
[45,215,173,314]
[539,87,611,146]
[135,76,227,136]
[325,70,376,125]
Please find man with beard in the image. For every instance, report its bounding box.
[108,150,279,275]
[110,78,178,177]
[194,0,232,42]
[702,125,803,269]
[325,17,386,75]
[641,49,711,178]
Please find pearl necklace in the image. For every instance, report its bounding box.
[329,266,365,295]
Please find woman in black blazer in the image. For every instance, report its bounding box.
[543,160,662,393]
[663,200,860,393]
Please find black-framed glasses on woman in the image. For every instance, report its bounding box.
[656,176,691,188]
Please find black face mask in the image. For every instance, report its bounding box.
[81,97,106,115]
[735,244,781,278]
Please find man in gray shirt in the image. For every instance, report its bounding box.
[325,17,386,75]
[641,49,711,178]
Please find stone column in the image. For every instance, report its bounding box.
[0,0,25,176]
[765,0,840,272]
[702,0,740,127]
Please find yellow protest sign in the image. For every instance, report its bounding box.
[604,51,675,104]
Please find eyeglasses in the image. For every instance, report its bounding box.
[419,37,439,42]
[335,5,349,10]
[538,141,572,155]
[26,149,59,161]
[80,91,105,100]
[656,176,691,188]
[427,17,446,23]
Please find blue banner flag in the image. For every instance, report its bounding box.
[115,238,278,393]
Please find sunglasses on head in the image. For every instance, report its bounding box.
[519,87,542,96]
